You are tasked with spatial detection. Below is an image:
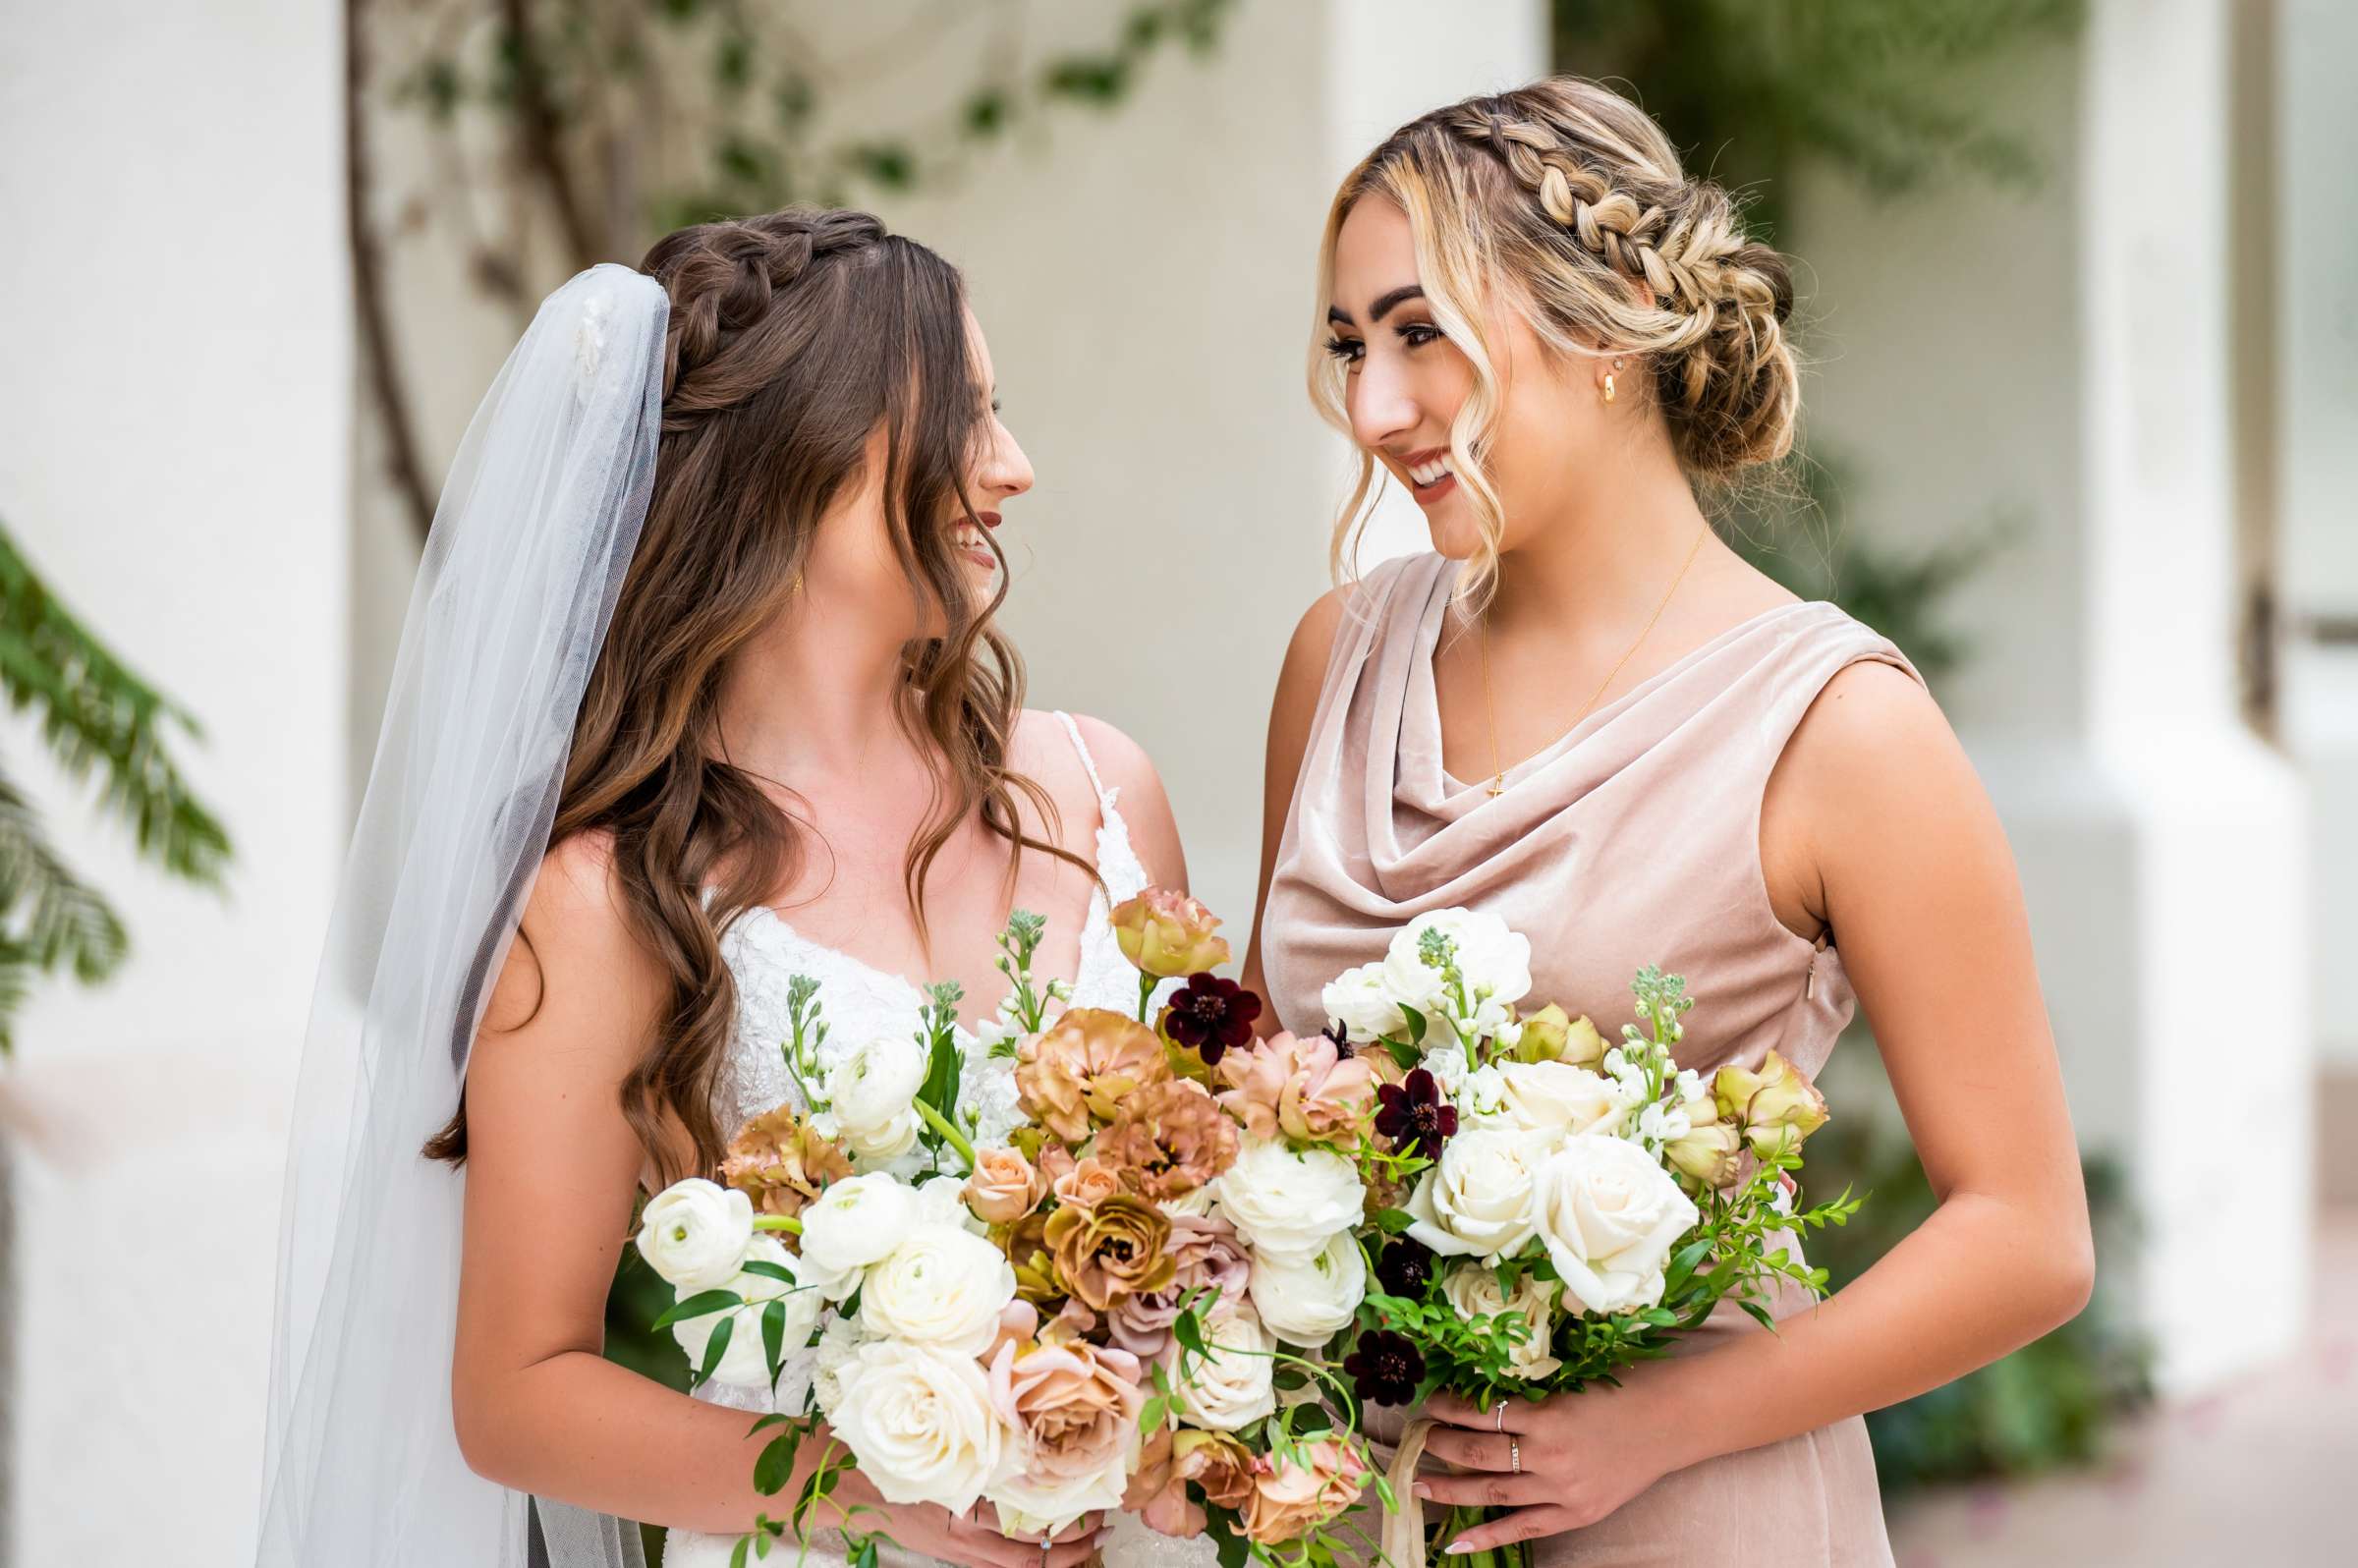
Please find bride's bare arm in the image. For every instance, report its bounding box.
[1070,712,1190,893]
[1425,662,2095,1549]
[1238,589,1344,1021]
[449,833,1103,1566]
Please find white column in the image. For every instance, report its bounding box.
[0,2,350,1561]
[1799,0,2309,1394]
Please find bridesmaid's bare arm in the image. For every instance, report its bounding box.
[1428,662,2094,1548]
[1238,588,1345,1021]
[450,833,1102,1567]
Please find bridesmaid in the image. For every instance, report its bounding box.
[1238,79,2093,1565]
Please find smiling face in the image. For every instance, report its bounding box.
[1322,196,1610,564]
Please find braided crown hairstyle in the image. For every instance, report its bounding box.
[428,208,1090,1185]
[1311,78,1799,606]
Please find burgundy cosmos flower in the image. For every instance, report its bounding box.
[1374,1238,1437,1301]
[1343,1329,1426,1407]
[1161,973,1263,1064]
[1374,1067,1458,1156]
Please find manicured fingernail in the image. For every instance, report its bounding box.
[1444,1542,1474,1556]
[1412,1482,1432,1499]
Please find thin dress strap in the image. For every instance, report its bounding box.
[1051,709,1118,813]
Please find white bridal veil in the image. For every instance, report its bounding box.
[257,264,665,1567]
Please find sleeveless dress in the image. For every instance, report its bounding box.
[662,713,1217,1568]
[1260,554,1906,1567]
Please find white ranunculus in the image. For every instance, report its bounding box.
[636,1178,755,1292]
[1496,1060,1632,1141]
[1321,961,1407,1044]
[912,1172,987,1235]
[1382,909,1533,1014]
[828,1338,1010,1513]
[1248,1228,1368,1346]
[1534,1136,1700,1316]
[1440,1264,1563,1380]
[828,1034,926,1140]
[1401,1125,1548,1261]
[1211,1136,1365,1263]
[799,1172,918,1276]
[1171,1304,1278,1431]
[669,1235,821,1389]
[860,1223,1018,1356]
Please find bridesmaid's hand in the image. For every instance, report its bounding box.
[1415,1379,1697,1552]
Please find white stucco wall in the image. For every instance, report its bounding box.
[0,2,349,1562]
[1797,0,2311,1392]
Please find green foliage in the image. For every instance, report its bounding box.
[0,523,231,1051]
[1804,1106,2153,1492]
[1550,0,2084,240]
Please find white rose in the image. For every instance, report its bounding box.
[1171,1304,1278,1431]
[636,1178,755,1292]
[1321,961,1407,1044]
[989,1444,1132,1539]
[1534,1136,1700,1316]
[669,1235,822,1389]
[1496,1060,1631,1141]
[800,1172,918,1276]
[828,1034,927,1152]
[860,1223,1018,1356]
[1440,1264,1563,1380]
[829,1339,1010,1513]
[1248,1228,1368,1346]
[1401,1126,1547,1261]
[1211,1137,1365,1263]
[1382,909,1533,1014]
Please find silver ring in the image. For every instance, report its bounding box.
[1492,1402,1507,1432]
[1509,1437,1522,1476]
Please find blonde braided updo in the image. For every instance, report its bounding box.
[1311,78,1798,597]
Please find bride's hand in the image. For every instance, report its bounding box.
[1412,1378,1699,1553]
[813,1472,1108,1568]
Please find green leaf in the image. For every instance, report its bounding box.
[1399,1005,1428,1044]
[1374,1207,1418,1235]
[691,1314,735,1390]
[653,1289,744,1331]
[755,1428,800,1495]
[740,1259,797,1285]
[729,1535,750,1568]
[1662,1235,1714,1298]
[1383,1035,1421,1070]
[761,1298,787,1382]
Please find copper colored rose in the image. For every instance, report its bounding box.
[1016,1006,1171,1143]
[1126,1426,1256,1538]
[719,1104,853,1227]
[1105,1211,1252,1355]
[1043,1192,1176,1313]
[1095,1079,1241,1203]
[1215,1030,1378,1148]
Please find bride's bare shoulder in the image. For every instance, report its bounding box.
[479,828,665,1044]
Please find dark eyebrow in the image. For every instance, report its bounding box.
[1325,284,1426,330]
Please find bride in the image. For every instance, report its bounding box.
[256,208,1214,1568]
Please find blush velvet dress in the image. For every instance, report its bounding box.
[1260,552,1908,1567]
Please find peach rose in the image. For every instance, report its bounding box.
[1241,1438,1370,1545]
[1109,888,1230,978]
[986,1335,1145,1514]
[1215,1031,1377,1148]
[964,1146,1045,1225]
[1017,1007,1171,1143]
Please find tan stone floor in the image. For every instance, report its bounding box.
[1887,1210,2357,1565]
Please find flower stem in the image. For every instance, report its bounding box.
[1137,972,1158,1025]
[752,1214,803,1235]
[913,1097,977,1169]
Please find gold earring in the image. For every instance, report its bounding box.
[1602,372,1615,405]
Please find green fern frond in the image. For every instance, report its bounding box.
[0,764,131,1053]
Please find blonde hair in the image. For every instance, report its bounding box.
[1310,78,1798,609]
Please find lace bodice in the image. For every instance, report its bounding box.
[698,712,1171,1419]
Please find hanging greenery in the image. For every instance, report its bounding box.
[0,524,232,1051]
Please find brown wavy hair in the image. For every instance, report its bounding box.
[428,207,1090,1186]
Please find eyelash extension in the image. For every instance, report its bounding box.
[1324,336,1365,364]
[1399,323,1442,349]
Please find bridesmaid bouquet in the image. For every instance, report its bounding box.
[631,892,1387,1568]
[1313,910,1861,1568]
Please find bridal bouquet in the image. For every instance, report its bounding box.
[631,892,1388,1568]
[1313,911,1860,1568]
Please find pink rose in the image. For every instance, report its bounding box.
[1242,1438,1370,1545]
[1216,1031,1377,1148]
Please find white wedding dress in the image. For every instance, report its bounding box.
[662,713,1218,1568]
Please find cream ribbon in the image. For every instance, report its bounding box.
[1378,1418,1437,1568]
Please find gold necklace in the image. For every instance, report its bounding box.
[1479,523,1709,798]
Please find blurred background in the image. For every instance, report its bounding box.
[0,1,2349,1563]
